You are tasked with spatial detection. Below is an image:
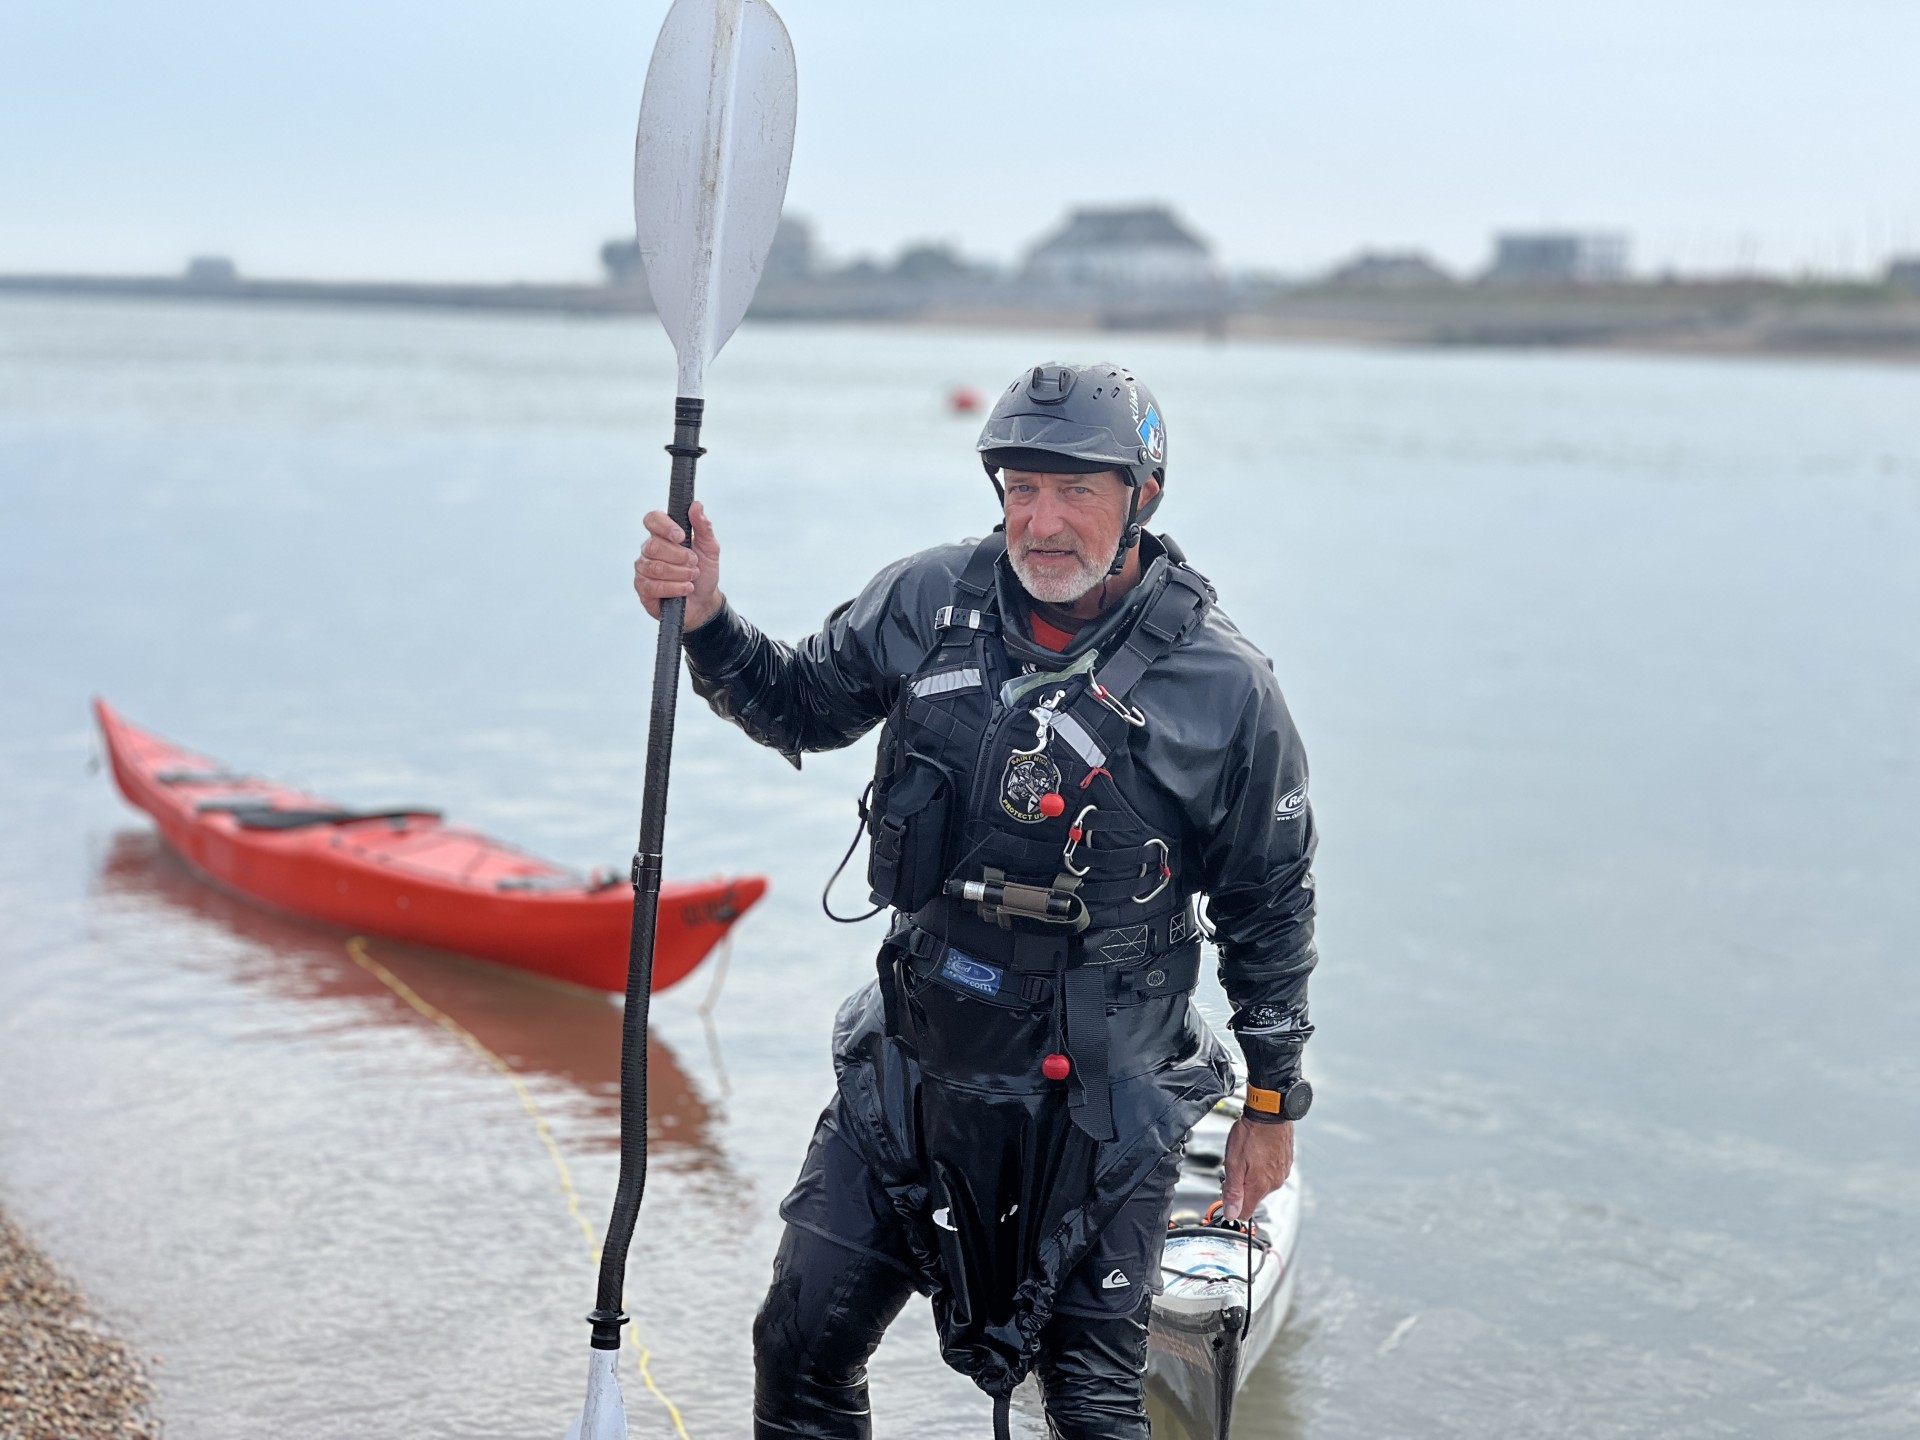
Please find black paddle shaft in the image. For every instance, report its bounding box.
[591,395,705,1346]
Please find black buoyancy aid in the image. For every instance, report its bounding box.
[841,532,1231,1399]
[864,531,1216,1142]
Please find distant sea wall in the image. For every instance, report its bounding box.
[1233,282,1920,362]
[0,273,651,316]
[6,272,1918,364]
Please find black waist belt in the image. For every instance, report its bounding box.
[909,894,1197,966]
[897,925,1201,1011]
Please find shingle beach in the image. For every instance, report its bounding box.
[0,1206,159,1440]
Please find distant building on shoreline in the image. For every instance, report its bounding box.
[764,215,817,281]
[184,256,238,289]
[1323,250,1454,290]
[890,242,972,284]
[600,239,644,288]
[1022,205,1215,290]
[603,213,817,290]
[1485,232,1630,284]
[1888,255,1920,292]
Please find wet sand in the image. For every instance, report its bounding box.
[0,1206,159,1440]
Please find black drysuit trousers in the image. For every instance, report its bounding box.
[752,1133,1180,1439]
[753,1223,1154,1440]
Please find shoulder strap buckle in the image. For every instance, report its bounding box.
[1164,562,1214,602]
[934,605,998,634]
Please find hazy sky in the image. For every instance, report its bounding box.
[3,0,1915,282]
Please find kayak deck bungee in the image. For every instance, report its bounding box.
[94,699,766,993]
[1148,1085,1303,1439]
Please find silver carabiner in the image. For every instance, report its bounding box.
[1131,838,1171,904]
[1090,678,1147,728]
[1026,688,1068,751]
[1062,804,1097,877]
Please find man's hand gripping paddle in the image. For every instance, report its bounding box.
[568,3,795,1436]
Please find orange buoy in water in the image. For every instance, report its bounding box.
[947,386,982,415]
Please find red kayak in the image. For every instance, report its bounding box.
[94,700,766,993]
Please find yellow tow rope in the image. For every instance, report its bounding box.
[345,937,693,1439]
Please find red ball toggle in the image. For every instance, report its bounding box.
[1042,1053,1072,1081]
[1038,792,1066,818]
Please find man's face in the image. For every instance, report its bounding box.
[1002,469,1133,604]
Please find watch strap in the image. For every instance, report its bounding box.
[1244,1081,1308,1124]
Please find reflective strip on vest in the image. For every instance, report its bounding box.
[1050,711,1106,769]
[912,666,982,699]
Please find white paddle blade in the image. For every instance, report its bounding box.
[634,0,798,397]
[565,1348,628,1440]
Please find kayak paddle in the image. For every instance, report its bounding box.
[567,2,796,1437]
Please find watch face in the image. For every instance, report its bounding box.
[1282,1080,1314,1122]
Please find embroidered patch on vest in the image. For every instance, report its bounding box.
[940,949,1004,997]
[1000,750,1062,823]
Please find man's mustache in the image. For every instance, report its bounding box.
[1015,538,1089,561]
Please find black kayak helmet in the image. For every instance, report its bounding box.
[977,362,1167,575]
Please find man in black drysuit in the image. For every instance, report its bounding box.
[633,362,1319,1439]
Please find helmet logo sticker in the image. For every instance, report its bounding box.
[1001,750,1063,824]
[1136,405,1165,464]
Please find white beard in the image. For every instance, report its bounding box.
[1009,540,1108,604]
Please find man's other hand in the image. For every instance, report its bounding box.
[633,500,723,629]
[1219,1117,1294,1223]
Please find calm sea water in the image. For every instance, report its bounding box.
[2,295,1916,1439]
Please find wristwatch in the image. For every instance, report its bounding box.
[1243,1079,1313,1123]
